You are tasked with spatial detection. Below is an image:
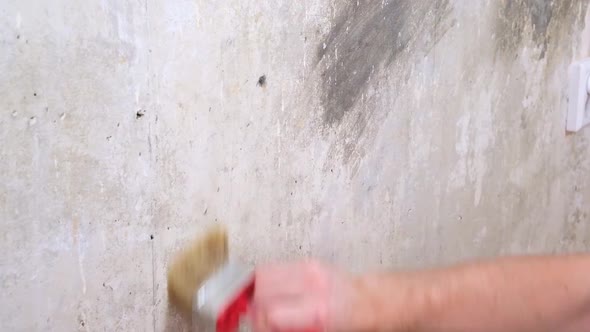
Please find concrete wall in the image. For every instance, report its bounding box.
[1,0,589,330]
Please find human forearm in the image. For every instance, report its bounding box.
[355,255,590,332]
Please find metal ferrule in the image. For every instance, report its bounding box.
[192,263,254,332]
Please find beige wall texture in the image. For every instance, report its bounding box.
[1,0,589,330]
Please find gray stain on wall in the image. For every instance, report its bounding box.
[316,0,451,127]
[494,0,587,59]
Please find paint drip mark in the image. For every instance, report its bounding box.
[151,234,156,331]
[72,218,87,294]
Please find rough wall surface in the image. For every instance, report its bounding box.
[1,0,589,330]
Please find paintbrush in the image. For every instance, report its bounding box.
[167,224,321,332]
[167,224,255,331]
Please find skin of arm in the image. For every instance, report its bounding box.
[353,255,590,332]
[253,255,590,332]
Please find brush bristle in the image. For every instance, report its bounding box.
[167,224,229,315]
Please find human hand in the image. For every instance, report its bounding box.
[251,260,371,332]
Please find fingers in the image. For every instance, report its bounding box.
[252,261,328,332]
[252,297,320,332]
[255,262,310,300]
[267,298,319,331]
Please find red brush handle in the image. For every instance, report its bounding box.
[216,278,321,332]
[216,280,255,332]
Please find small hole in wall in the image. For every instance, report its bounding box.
[257,75,266,87]
[33,92,37,97]
[150,234,154,240]
[136,110,146,119]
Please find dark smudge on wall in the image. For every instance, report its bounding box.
[316,0,451,127]
[494,0,587,59]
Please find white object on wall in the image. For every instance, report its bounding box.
[567,59,590,132]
